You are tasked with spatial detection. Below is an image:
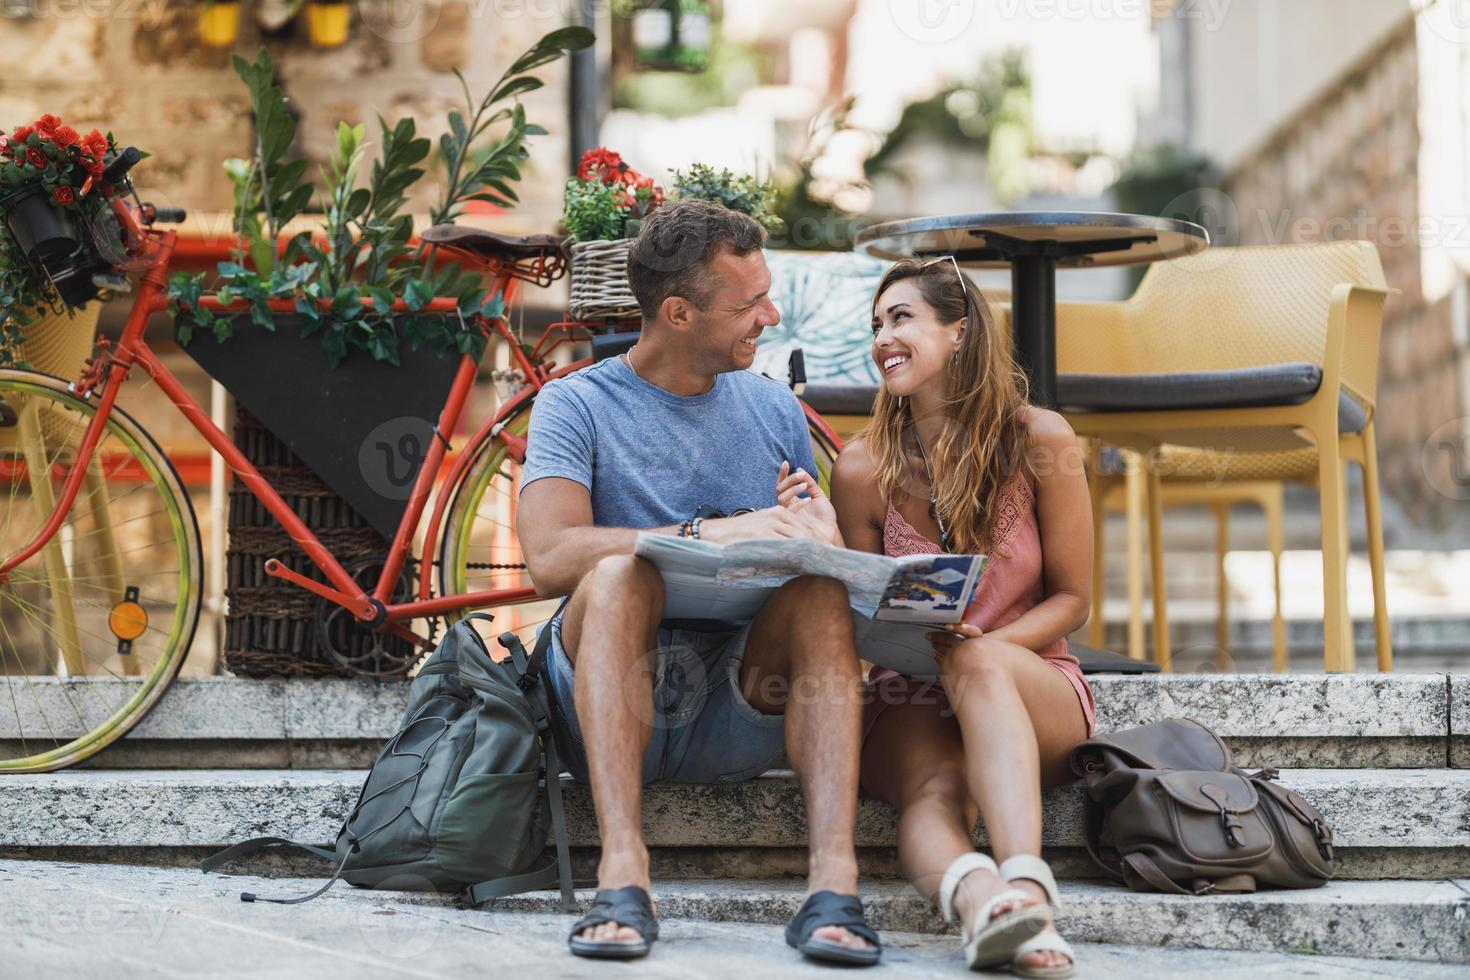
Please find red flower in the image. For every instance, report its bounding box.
[12,125,33,144]
[33,114,62,137]
[52,185,74,206]
[81,129,108,160]
[82,158,104,176]
[577,146,630,185]
[0,135,9,156]
[52,125,79,147]
[25,145,46,168]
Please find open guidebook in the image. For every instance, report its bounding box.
[633,533,986,679]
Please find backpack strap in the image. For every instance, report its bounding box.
[465,617,577,914]
[200,835,339,872]
[200,834,360,905]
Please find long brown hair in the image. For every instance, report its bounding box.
[857,258,1033,554]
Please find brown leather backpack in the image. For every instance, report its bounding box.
[1071,718,1336,894]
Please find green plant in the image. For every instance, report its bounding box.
[560,147,663,242]
[563,178,627,241]
[168,26,593,367]
[670,163,782,235]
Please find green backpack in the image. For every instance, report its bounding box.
[201,613,575,912]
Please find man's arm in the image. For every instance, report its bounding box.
[516,477,681,598]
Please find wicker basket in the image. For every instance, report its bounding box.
[223,406,417,679]
[566,238,641,321]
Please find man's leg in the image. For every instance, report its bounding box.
[560,554,665,943]
[740,575,870,950]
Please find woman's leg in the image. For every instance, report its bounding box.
[861,693,979,909]
[938,637,1089,971]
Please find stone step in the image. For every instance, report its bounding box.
[4,672,1460,769]
[493,877,1470,965]
[5,860,1466,974]
[4,768,1468,881]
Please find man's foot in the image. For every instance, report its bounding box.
[568,885,659,960]
[784,890,882,966]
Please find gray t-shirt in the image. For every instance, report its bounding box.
[521,356,819,529]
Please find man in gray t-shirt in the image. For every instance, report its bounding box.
[518,201,879,965]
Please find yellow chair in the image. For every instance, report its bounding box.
[1087,442,1303,671]
[1056,242,1393,673]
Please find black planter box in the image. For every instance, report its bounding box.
[178,314,464,540]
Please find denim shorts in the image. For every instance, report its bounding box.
[539,600,786,785]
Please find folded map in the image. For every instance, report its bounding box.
[633,533,986,678]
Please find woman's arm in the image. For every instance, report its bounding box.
[984,409,1094,650]
[828,439,887,555]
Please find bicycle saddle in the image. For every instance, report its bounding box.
[420,225,566,259]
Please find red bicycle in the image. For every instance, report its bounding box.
[0,154,845,771]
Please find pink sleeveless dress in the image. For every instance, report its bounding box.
[862,473,1097,747]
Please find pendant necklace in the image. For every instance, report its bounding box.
[915,434,951,552]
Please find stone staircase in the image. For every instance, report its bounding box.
[3,673,1468,964]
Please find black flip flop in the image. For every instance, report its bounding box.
[568,885,659,960]
[784,890,882,966]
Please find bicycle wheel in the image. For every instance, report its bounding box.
[0,370,203,772]
[438,403,562,651]
[437,385,844,652]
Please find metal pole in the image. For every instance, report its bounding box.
[1009,253,1058,408]
[568,0,601,172]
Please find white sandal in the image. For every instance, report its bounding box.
[938,852,1049,971]
[998,855,1075,979]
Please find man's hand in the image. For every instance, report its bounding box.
[776,460,842,546]
[698,505,812,544]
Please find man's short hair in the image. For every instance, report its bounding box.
[627,199,767,320]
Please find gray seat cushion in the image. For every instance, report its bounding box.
[801,383,880,415]
[1057,363,1367,433]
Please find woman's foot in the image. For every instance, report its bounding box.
[951,866,1044,934]
[1005,878,1073,974]
[939,853,1049,970]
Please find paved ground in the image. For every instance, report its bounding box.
[3,860,1464,979]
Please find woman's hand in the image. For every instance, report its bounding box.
[926,621,983,658]
[776,461,842,546]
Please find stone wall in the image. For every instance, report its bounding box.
[1224,17,1462,525]
[0,0,575,235]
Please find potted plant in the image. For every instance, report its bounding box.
[166,28,591,538]
[562,146,663,321]
[669,162,783,235]
[0,116,124,371]
[304,0,352,48]
[198,0,243,48]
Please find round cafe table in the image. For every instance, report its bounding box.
[856,212,1210,408]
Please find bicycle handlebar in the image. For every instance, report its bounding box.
[102,146,141,186]
[147,206,187,225]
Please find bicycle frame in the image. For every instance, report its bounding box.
[0,229,560,646]
[1,228,851,647]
